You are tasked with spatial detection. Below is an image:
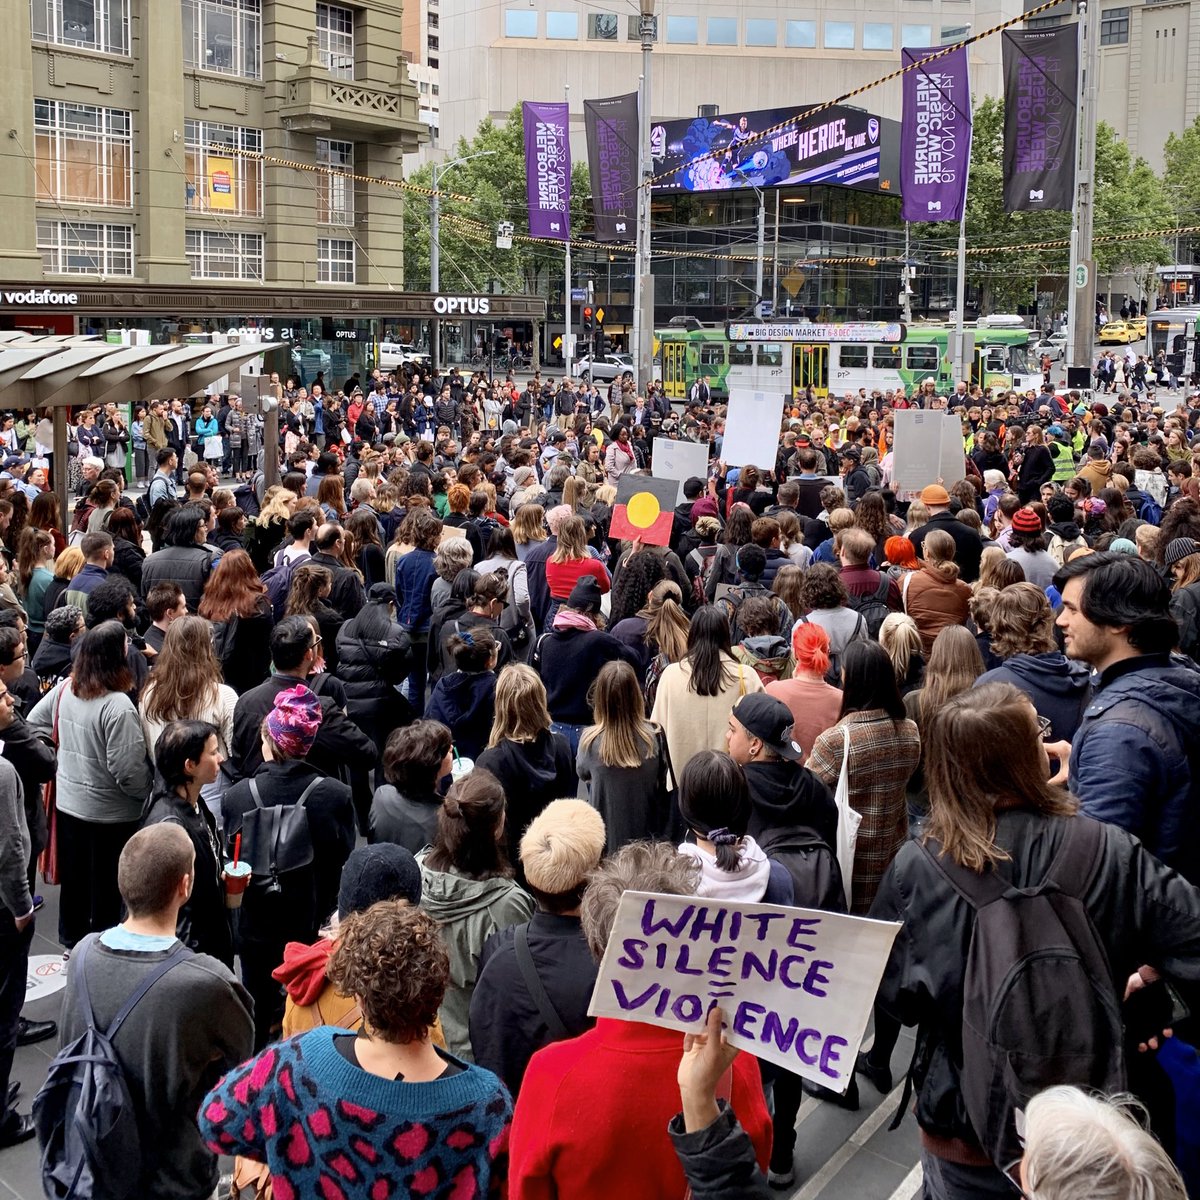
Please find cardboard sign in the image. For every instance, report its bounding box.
[722,390,786,472]
[589,891,901,1091]
[891,410,964,491]
[652,437,710,504]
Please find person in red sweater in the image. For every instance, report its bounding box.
[508,841,772,1200]
[544,514,610,624]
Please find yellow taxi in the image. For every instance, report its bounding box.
[1127,315,1147,339]
[1098,320,1136,344]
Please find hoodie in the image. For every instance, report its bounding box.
[1046,519,1088,566]
[734,635,793,684]
[417,852,534,1058]
[475,730,578,869]
[425,670,497,759]
[677,836,773,902]
[743,759,838,854]
[976,651,1092,742]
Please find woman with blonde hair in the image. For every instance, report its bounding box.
[902,528,973,656]
[643,582,691,710]
[546,514,610,622]
[475,663,576,868]
[765,622,843,759]
[511,502,547,561]
[245,484,296,572]
[42,544,85,614]
[878,611,925,695]
[578,659,670,854]
[903,498,930,537]
[138,615,236,817]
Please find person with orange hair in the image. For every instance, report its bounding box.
[764,622,844,759]
[883,534,919,574]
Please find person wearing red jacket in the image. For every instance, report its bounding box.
[508,841,772,1200]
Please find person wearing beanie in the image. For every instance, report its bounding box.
[222,683,356,1048]
[1006,505,1059,591]
[536,574,640,756]
[468,799,605,1094]
[908,481,984,583]
[1167,536,1200,662]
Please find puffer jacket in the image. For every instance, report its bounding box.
[139,544,214,612]
[871,809,1200,1152]
[334,614,411,752]
[669,1104,772,1200]
[1068,653,1200,880]
[902,565,972,657]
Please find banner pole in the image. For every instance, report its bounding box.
[1068,0,1100,377]
[952,95,973,389]
[564,83,573,379]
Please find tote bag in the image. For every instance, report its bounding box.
[833,725,862,910]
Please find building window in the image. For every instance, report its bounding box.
[1101,7,1130,44]
[185,228,263,280]
[37,219,133,275]
[317,236,355,284]
[428,56,438,67]
[745,18,776,46]
[666,15,698,43]
[34,99,132,207]
[902,23,933,45]
[316,138,354,225]
[824,21,855,47]
[316,2,353,78]
[31,0,129,55]
[785,19,816,47]
[504,8,536,37]
[864,22,894,48]
[427,35,438,50]
[627,13,657,40]
[588,12,618,39]
[428,11,437,26]
[707,16,736,44]
[546,11,577,38]
[182,0,261,80]
[183,120,263,217]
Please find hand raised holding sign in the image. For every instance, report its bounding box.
[678,1005,739,1133]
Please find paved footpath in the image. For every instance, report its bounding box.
[0,894,924,1200]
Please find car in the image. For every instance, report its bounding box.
[1127,316,1147,339]
[1034,333,1067,363]
[378,341,429,371]
[574,352,634,382]
[1098,321,1136,344]
[291,346,331,377]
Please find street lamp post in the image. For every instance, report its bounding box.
[430,149,498,372]
[632,0,655,395]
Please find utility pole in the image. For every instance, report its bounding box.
[1066,0,1101,375]
[755,189,766,312]
[772,191,781,313]
[632,0,655,395]
[564,82,573,378]
[901,223,913,325]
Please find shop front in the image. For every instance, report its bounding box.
[0,283,547,385]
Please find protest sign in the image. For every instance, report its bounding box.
[588,891,901,1091]
[611,474,679,546]
[891,410,964,491]
[722,390,786,472]
[652,437,710,504]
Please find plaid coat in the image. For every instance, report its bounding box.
[808,709,920,915]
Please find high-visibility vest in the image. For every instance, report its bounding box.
[1049,441,1076,482]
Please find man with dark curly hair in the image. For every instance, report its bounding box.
[201,899,513,1196]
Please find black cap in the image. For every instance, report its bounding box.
[550,430,568,444]
[337,844,422,919]
[731,693,805,763]
[567,575,603,613]
[368,582,397,604]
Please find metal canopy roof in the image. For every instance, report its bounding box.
[0,334,284,409]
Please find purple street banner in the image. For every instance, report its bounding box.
[1001,26,1079,212]
[900,45,972,223]
[584,92,638,243]
[521,101,571,241]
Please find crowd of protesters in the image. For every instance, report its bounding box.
[0,363,1197,1200]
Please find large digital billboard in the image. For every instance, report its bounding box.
[650,104,900,195]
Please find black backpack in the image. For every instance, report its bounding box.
[846,577,891,640]
[241,777,322,897]
[34,937,191,1200]
[757,826,846,915]
[259,553,305,620]
[717,583,789,645]
[919,817,1125,1175]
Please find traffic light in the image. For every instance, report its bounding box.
[581,305,595,333]
[600,332,612,354]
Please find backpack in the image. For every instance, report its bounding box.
[919,817,1125,1175]
[717,583,789,645]
[233,473,263,519]
[757,827,847,915]
[259,553,305,620]
[241,776,322,898]
[1136,493,1163,526]
[845,577,891,639]
[34,937,191,1200]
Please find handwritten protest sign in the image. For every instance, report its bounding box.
[892,410,964,491]
[652,437,710,504]
[588,891,901,1091]
[722,390,786,472]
